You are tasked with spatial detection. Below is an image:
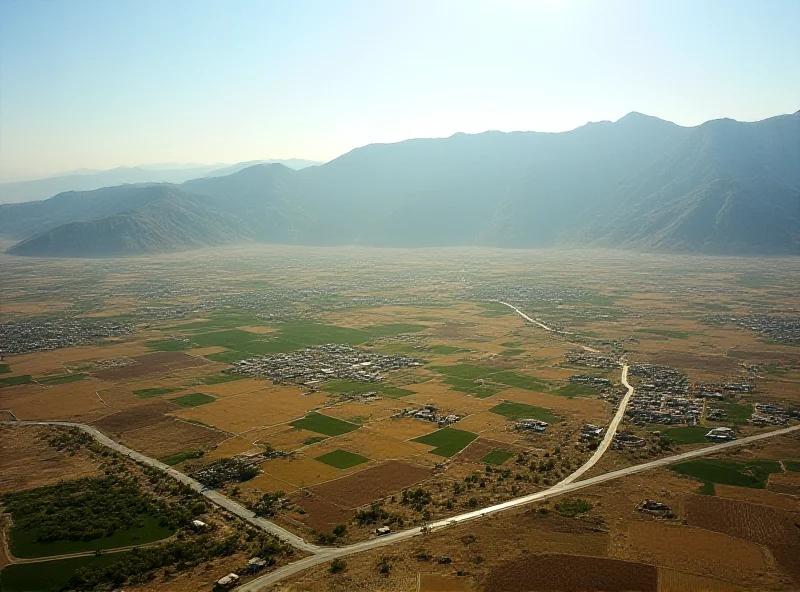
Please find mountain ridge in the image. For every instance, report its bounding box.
[1,111,797,257]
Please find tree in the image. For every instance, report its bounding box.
[330,558,347,573]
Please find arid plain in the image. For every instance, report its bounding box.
[1,246,799,592]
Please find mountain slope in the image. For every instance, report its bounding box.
[7,187,248,257]
[2,111,798,257]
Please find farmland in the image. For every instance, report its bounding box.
[1,246,799,591]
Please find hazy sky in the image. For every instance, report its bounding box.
[1,0,799,179]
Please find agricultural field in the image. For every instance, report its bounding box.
[1,246,799,590]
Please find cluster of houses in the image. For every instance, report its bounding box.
[231,344,423,385]
[214,557,270,589]
[397,405,462,427]
[705,427,736,441]
[566,351,619,369]
[625,364,699,425]
[569,374,612,388]
[0,318,133,357]
[703,314,800,345]
[517,419,548,432]
[750,403,793,426]
[579,424,604,441]
[613,431,646,448]
[461,284,592,307]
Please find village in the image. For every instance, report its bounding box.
[703,313,800,345]
[231,344,423,385]
[0,318,133,357]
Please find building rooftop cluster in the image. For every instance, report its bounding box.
[396,405,462,427]
[579,424,604,441]
[749,403,794,426]
[626,364,699,425]
[703,314,800,345]
[569,374,611,388]
[231,344,423,384]
[517,419,548,432]
[566,351,619,369]
[0,318,133,357]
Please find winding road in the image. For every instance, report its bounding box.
[3,303,798,590]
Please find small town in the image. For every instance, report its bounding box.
[0,318,133,357]
[231,344,423,384]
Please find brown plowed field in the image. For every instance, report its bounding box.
[0,425,100,492]
[684,495,800,548]
[307,461,430,508]
[92,400,178,434]
[93,352,211,380]
[767,471,800,496]
[289,492,354,533]
[117,418,226,457]
[714,483,800,511]
[610,520,771,586]
[418,573,471,591]
[657,569,737,592]
[456,437,519,463]
[484,553,657,592]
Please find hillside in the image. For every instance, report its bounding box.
[6,187,248,257]
[0,160,321,204]
[2,111,798,257]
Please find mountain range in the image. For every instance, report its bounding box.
[0,159,321,204]
[1,112,798,257]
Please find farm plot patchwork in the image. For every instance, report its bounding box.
[671,459,782,489]
[315,449,370,469]
[306,461,430,508]
[290,412,361,437]
[684,495,800,548]
[412,427,478,457]
[170,392,216,408]
[481,450,514,465]
[489,401,560,423]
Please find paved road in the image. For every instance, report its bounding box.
[236,422,800,590]
[0,420,321,554]
[493,300,557,332]
[558,363,633,486]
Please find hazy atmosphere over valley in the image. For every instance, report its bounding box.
[1,2,799,592]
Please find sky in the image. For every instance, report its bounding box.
[1,0,799,180]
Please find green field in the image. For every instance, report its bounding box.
[160,449,204,466]
[783,460,800,472]
[170,393,216,408]
[671,459,782,489]
[444,376,503,398]
[133,387,181,399]
[0,553,126,592]
[634,328,691,339]
[489,401,559,423]
[322,380,415,398]
[489,371,548,391]
[315,449,370,469]
[554,383,598,398]
[0,363,12,374]
[9,514,172,558]
[37,373,86,386]
[712,402,753,425]
[412,427,478,457]
[143,338,192,351]
[163,311,265,332]
[303,436,328,445]
[291,412,360,437]
[481,450,514,465]
[662,426,711,444]
[0,375,33,388]
[190,329,268,349]
[500,348,525,357]
[699,482,716,495]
